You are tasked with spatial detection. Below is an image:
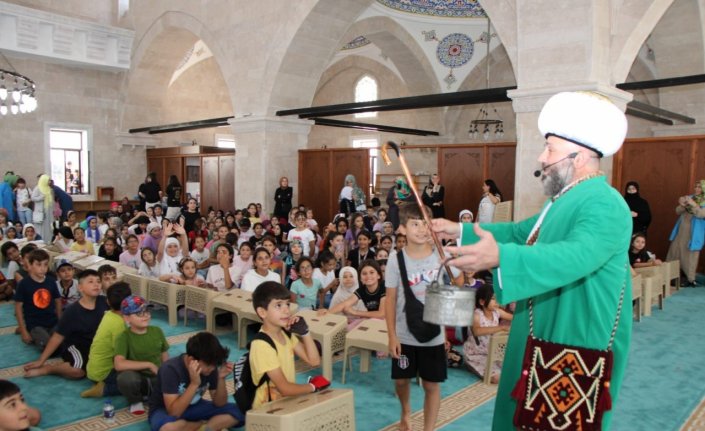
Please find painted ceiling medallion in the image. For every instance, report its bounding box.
[342,36,372,50]
[376,0,486,18]
[424,31,474,89]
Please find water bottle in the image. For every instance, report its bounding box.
[103,399,115,424]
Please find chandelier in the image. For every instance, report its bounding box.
[0,53,38,116]
[469,18,503,140]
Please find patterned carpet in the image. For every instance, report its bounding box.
[1,276,704,431]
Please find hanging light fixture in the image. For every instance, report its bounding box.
[0,52,38,117]
[469,18,503,140]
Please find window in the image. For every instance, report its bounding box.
[354,75,378,119]
[49,127,90,195]
[352,138,379,196]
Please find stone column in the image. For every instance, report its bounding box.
[508,85,632,220]
[229,116,313,211]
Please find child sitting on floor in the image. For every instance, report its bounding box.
[82,282,132,398]
[462,284,513,384]
[138,248,161,279]
[289,257,322,310]
[70,227,95,255]
[23,269,108,380]
[177,257,206,287]
[97,265,118,293]
[14,249,61,351]
[241,247,280,292]
[54,259,80,310]
[114,295,169,415]
[629,232,663,268]
[148,332,243,431]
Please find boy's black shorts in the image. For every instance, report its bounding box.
[391,343,447,383]
[62,343,89,370]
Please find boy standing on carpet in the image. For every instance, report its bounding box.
[385,204,458,431]
[14,249,61,351]
[23,269,108,379]
[114,295,169,415]
[81,282,132,398]
[148,332,243,431]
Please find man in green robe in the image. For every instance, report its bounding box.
[433,91,632,430]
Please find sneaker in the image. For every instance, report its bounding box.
[129,402,145,415]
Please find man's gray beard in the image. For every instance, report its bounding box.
[542,165,574,196]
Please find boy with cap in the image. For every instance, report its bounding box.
[55,259,80,310]
[23,268,108,379]
[114,295,169,415]
[148,332,243,431]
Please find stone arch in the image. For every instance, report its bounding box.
[339,15,440,95]
[610,0,675,83]
[119,10,233,131]
[266,0,377,114]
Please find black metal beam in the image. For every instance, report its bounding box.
[628,100,695,124]
[617,73,705,91]
[129,116,234,134]
[277,86,514,119]
[625,108,673,125]
[312,118,439,136]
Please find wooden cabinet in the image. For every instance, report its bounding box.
[146,146,235,214]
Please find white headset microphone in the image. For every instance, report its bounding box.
[533,152,578,178]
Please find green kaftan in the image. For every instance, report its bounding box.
[461,176,632,431]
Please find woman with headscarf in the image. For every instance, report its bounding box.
[386,177,414,230]
[31,174,55,242]
[1,172,19,221]
[623,181,652,235]
[666,179,705,287]
[422,173,445,219]
[339,174,366,216]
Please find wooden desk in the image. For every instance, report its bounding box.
[296,309,347,381]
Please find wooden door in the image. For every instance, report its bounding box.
[219,155,235,212]
[299,150,332,224]
[164,157,183,190]
[147,158,164,188]
[201,156,219,214]
[439,147,485,221]
[487,145,516,204]
[614,137,705,271]
[298,148,370,224]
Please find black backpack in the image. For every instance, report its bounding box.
[233,331,288,412]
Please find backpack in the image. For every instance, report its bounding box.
[233,331,289,412]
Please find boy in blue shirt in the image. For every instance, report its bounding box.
[14,249,61,351]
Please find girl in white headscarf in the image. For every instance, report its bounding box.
[157,222,189,283]
[31,174,54,243]
[318,266,366,321]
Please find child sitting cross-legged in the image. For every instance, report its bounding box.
[250,281,329,409]
[23,269,109,379]
[54,259,80,310]
[115,295,169,416]
[97,264,118,293]
[148,332,243,431]
[289,257,322,310]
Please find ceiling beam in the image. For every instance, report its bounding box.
[616,73,705,91]
[625,108,673,125]
[129,116,233,134]
[312,118,439,136]
[628,100,695,124]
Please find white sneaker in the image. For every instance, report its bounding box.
[129,402,145,415]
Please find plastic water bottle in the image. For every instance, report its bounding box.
[103,399,115,424]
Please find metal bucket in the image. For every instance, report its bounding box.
[423,281,476,326]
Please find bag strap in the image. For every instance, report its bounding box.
[396,250,416,305]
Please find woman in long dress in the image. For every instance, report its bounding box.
[667,179,705,287]
[31,174,55,243]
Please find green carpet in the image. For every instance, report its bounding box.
[3,281,705,430]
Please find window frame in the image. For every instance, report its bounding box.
[44,122,94,200]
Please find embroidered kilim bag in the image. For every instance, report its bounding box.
[512,173,625,430]
[511,271,626,430]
